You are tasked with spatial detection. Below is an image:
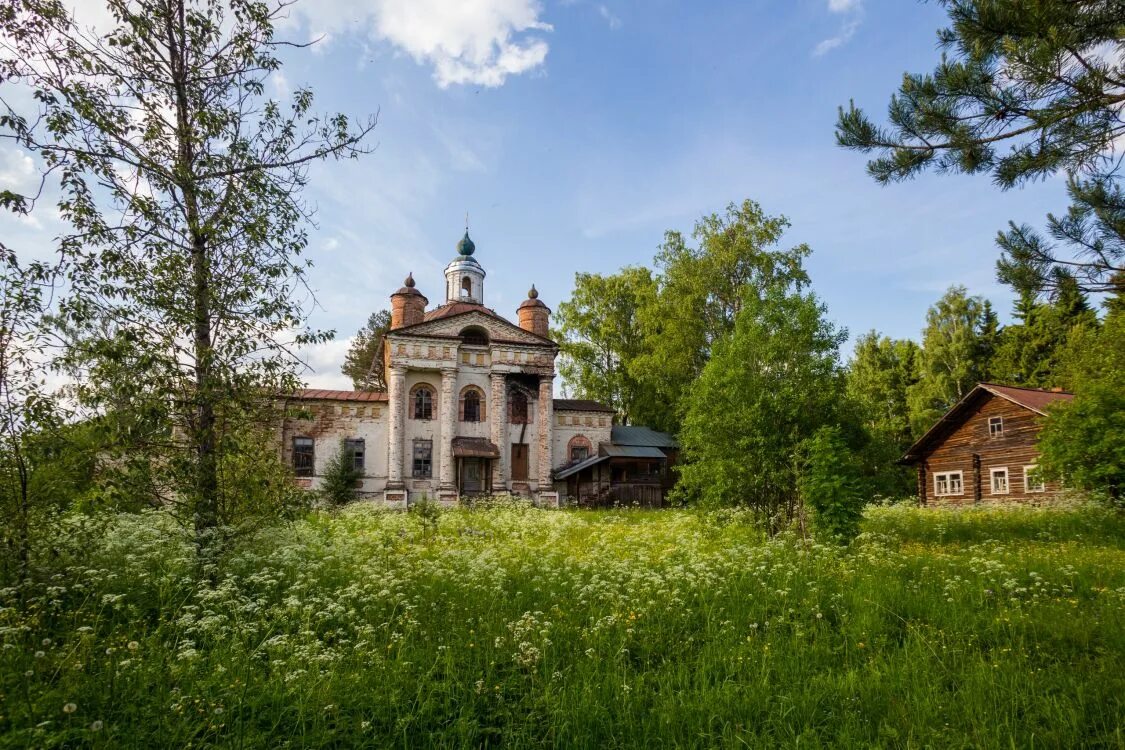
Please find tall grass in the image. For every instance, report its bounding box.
[2,502,1123,748]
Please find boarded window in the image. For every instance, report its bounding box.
[345,438,365,472]
[509,391,529,424]
[293,437,314,477]
[412,439,432,478]
[511,443,529,480]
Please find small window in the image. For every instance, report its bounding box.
[988,416,1004,437]
[990,467,1009,495]
[509,391,529,424]
[345,438,365,472]
[570,445,589,463]
[460,326,488,346]
[412,439,432,478]
[293,437,314,477]
[463,390,482,422]
[1024,465,1044,493]
[461,277,472,298]
[411,385,434,420]
[934,470,963,497]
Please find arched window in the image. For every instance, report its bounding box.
[459,326,489,347]
[461,277,472,298]
[460,386,485,422]
[567,435,593,464]
[410,383,435,420]
[509,390,529,424]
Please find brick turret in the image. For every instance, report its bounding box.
[517,284,550,338]
[390,273,427,329]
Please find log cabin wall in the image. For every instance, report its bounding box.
[919,392,1061,505]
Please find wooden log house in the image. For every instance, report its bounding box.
[901,383,1074,505]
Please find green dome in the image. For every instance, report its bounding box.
[457,230,476,256]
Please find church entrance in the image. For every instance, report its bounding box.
[459,458,491,495]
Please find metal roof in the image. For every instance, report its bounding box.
[452,437,501,458]
[610,425,678,448]
[289,389,388,402]
[554,453,609,480]
[553,399,616,413]
[601,444,667,459]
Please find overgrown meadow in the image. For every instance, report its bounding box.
[2,503,1123,748]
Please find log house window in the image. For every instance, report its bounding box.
[412,439,432,478]
[410,384,435,420]
[345,438,365,472]
[934,470,963,497]
[990,467,1009,495]
[1024,465,1045,493]
[293,437,314,477]
[988,416,1004,437]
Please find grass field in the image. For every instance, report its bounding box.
[2,502,1124,748]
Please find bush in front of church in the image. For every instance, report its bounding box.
[320,439,361,506]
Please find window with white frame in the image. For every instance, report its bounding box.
[1024,465,1045,493]
[988,416,1004,437]
[934,471,963,497]
[990,467,1009,494]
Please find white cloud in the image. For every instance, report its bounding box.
[597,5,621,30]
[813,19,859,57]
[297,337,355,390]
[285,0,552,88]
[0,146,38,196]
[827,0,861,12]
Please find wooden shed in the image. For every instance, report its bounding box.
[901,383,1073,505]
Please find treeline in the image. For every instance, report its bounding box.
[553,199,1124,527]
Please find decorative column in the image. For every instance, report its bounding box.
[384,365,408,506]
[536,375,558,507]
[438,367,457,502]
[490,372,507,491]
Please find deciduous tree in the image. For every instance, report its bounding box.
[0,0,375,559]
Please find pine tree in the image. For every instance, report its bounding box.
[342,311,392,391]
[836,0,1125,297]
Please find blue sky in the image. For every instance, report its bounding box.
[3,0,1075,389]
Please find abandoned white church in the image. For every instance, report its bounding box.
[277,231,677,507]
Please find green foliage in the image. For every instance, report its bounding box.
[836,0,1124,296]
[990,275,1099,387]
[631,200,810,434]
[677,287,846,527]
[907,286,994,434]
[1038,312,1125,503]
[0,0,375,551]
[409,494,443,537]
[553,268,656,423]
[1,506,1123,747]
[320,439,362,507]
[799,426,867,543]
[554,199,811,434]
[846,331,920,498]
[341,310,391,391]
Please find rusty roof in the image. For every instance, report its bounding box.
[553,399,616,413]
[288,389,388,402]
[979,383,1074,414]
[901,382,1073,463]
[424,302,510,323]
[452,436,501,458]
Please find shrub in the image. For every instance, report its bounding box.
[320,439,361,507]
[798,425,867,543]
